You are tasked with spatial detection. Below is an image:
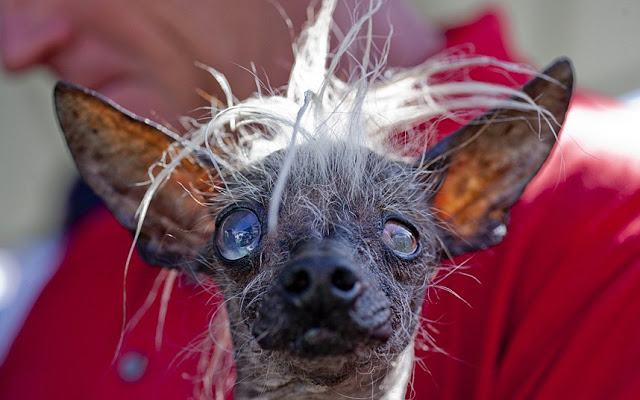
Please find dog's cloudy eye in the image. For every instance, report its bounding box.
[216,208,261,261]
[382,220,418,256]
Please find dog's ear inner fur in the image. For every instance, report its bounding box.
[424,58,574,256]
[54,82,216,268]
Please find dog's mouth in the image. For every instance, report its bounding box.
[295,327,353,357]
[286,317,392,358]
[253,305,393,360]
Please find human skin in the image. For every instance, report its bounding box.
[0,0,444,124]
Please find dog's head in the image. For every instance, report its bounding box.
[54,57,572,397]
[53,2,572,397]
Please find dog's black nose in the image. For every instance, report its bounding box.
[280,257,364,310]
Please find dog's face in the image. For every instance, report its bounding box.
[54,58,572,398]
[209,147,440,383]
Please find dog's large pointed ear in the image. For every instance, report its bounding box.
[55,82,216,268]
[424,58,574,256]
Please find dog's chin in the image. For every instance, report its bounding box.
[254,321,393,385]
[254,314,392,354]
[283,342,382,386]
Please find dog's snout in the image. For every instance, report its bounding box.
[254,244,392,357]
[281,258,363,309]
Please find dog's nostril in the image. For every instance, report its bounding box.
[280,260,363,308]
[331,267,357,292]
[284,269,311,294]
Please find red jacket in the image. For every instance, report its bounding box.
[2,10,639,400]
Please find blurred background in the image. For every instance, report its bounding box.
[1,0,639,359]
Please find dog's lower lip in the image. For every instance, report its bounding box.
[302,327,338,345]
[290,327,354,357]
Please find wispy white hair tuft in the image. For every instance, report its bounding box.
[136,0,554,238]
